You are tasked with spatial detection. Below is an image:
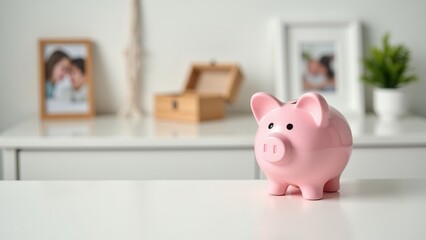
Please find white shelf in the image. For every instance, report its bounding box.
[0,114,256,149]
[1,114,426,149]
[2,114,426,180]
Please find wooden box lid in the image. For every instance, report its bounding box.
[184,63,243,103]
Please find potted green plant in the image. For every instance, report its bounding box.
[362,33,417,120]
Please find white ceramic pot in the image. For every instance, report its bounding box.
[373,88,407,121]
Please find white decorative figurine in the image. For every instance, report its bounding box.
[118,0,143,119]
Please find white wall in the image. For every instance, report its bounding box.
[1,0,426,131]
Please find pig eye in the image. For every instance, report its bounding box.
[286,124,293,130]
[268,123,274,129]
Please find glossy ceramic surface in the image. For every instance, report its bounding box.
[251,92,353,200]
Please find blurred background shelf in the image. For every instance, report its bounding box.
[1,114,426,180]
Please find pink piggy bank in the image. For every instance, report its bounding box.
[251,92,352,200]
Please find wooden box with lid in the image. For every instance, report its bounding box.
[155,63,243,122]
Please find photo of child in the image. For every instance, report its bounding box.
[40,40,93,118]
[70,58,88,102]
[300,43,336,93]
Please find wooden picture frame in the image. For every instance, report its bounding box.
[273,20,364,117]
[39,39,95,119]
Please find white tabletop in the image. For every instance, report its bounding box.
[1,114,426,148]
[0,179,425,240]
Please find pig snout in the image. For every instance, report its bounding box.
[260,134,292,163]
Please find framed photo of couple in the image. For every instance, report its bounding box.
[39,39,95,119]
[273,20,364,117]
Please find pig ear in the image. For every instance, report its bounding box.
[250,92,283,123]
[295,92,330,128]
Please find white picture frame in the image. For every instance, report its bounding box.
[273,19,364,117]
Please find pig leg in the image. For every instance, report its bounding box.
[300,185,324,200]
[268,181,289,196]
[324,176,340,192]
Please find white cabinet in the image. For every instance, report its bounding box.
[2,114,426,180]
[19,149,256,180]
[343,148,426,179]
[259,148,426,179]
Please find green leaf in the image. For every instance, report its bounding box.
[361,32,418,88]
